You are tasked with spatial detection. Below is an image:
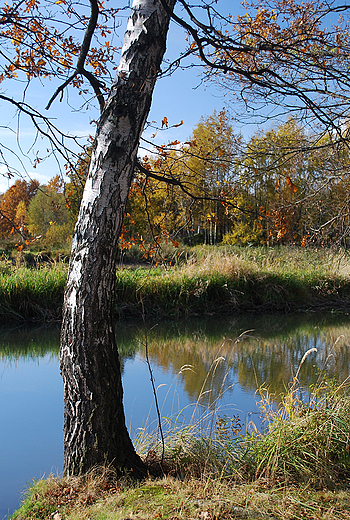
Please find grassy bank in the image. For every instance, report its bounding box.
[12,371,350,519]
[0,261,66,321]
[2,245,350,321]
[11,472,350,519]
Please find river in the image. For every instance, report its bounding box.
[1,312,350,518]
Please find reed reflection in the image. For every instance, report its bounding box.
[1,313,350,402]
[0,324,60,362]
[124,314,350,403]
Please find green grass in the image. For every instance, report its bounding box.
[240,380,350,487]
[115,245,350,318]
[127,350,350,487]
[1,245,350,321]
[11,472,350,520]
[0,263,67,321]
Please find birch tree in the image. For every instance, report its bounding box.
[60,0,175,476]
[2,0,350,478]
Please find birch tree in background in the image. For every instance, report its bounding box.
[60,0,176,476]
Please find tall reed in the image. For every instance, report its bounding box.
[239,342,350,487]
[135,334,350,488]
[0,263,67,320]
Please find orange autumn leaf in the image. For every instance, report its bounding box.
[286,176,298,193]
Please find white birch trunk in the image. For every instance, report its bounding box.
[60,0,176,476]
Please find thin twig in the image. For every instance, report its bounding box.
[143,327,165,470]
[140,300,165,471]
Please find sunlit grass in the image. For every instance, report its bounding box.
[115,245,350,317]
[0,263,67,320]
[1,245,350,321]
[240,378,350,487]
[180,244,350,279]
[12,473,350,519]
[131,340,350,488]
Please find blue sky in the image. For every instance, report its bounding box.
[0,0,247,193]
[1,0,347,193]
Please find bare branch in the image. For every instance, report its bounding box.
[45,0,105,112]
[135,160,242,210]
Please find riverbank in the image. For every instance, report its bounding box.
[12,374,350,519]
[1,245,350,322]
[11,473,350,519]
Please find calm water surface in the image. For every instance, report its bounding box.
[1,313,350,518]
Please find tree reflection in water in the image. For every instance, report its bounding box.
[1,312,350,516]
[115,313,350,407]
[1,314,350,404]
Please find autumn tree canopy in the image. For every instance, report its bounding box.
[0,0,122,178]
[0,179,39,237]
[0,0,349,250]
[1,113,350,250]
[27,177,74,245]
[0,0,349,181]
[128,113,350,249]
[168,0,350,136]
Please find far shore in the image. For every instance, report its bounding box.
[1,245,350,322]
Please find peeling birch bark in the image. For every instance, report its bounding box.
[60,0,176,476]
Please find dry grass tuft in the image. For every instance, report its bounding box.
[12,472,350,520]
[181,249,255,278]
[12,466,121,520]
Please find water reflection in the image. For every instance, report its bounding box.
[0,325,63,520]
[1,313,350,518]
[3,313,349,398]
[117,313,350,404]
[0,323,60,361]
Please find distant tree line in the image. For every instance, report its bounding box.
[1,110,350,251]
[124,110,350,251]
[0,175,75,249]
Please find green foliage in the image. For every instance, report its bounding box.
[3,113,350,254]
[27,187,70,236]
[129,114,350,249]
[182,109,242,245]
[126,109,242,249]
[44,221,74,248]
[26,178,74,248]
[0,257,14,275]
